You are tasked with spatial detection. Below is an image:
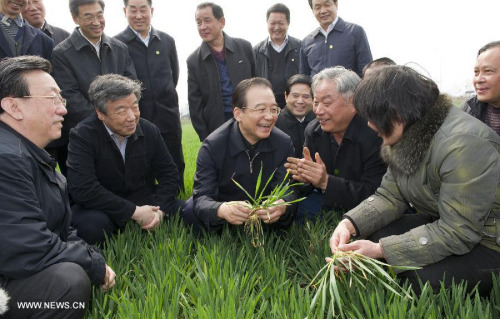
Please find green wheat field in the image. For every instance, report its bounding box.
[84,121,500,318]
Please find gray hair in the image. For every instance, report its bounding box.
[312,66,361,104]
[88,74,142,114]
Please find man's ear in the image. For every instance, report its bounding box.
[95,109,105,121]
[233,107,241,122]
[0,97,24,120]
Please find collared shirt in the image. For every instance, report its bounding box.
[130,25,151,47]
[78,28,101,56]
[319,16,339,38]
[103,123,129,161]
[268,35,288,53]
[0,13,23,28]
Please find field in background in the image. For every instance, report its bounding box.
[84,122,500,318]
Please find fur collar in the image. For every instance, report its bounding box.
[381,95,452,176]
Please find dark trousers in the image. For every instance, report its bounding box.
[161,133,185,192]
[71,199,186,245]
[368,214,500,296]
[180,197,205,235]
[3,263,90,319]
[46,145,68,177]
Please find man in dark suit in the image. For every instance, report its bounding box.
[22,0,70,45]
[187,2,255,141]
[116,0,185,191]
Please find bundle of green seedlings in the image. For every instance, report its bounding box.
[229,166,304,247]
[309,248,420,317]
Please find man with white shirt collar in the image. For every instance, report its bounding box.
[254,3,300,108]
[115,0,185,192]
[300,0,372,77]
[50,0,137,176]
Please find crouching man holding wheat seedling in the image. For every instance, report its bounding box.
[328,65,500,296]
[182,78,300,245]
[0,56,115,319]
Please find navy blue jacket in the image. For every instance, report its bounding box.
[67,114,179,227]
[304,115,386,210]
[187,32,255,141]
[115,26,181,137]
[0,122,105,288]
[300,17,372,77]
[193,119,297,231]
[0,20,54,60]
[52,28,137,145]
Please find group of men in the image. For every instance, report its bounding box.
[0,0,499,317]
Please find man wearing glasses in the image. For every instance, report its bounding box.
[182,77,297,233]
[51,0,136,176]
[0,56,115,319]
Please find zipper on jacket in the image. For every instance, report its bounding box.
[245,150,260,174]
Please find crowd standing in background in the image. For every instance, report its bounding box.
[0,0,499,317]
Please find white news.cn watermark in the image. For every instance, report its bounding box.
[17,301,85,310]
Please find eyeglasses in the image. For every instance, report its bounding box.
[22,94,67,107]
[80,13,105,24]
[243,106,281,116]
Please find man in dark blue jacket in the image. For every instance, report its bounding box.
[183,78,297,233]
[51,0,137,176]
[67,74,184,245]
[116,0,185,191]
[187,2,255,141]
[0,0,54,60]
[0,56,115,319]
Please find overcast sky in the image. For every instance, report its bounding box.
[43,0,500,113]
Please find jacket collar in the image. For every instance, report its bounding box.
[200,31,234,60]
[280,107,315,128]
[93,112,144,143]
[311,17,346,38]
[69,27,111,51]
[312,113,362,144]
[227,119,276,157]
[121,25,161,42]
[466,95,488,120]
[381,95,452,176]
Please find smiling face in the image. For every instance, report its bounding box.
[474,46,500,107]
[267,12,288,45]
[234,86,278,145]
[195,6,224,47]
[96,93,140,141]
[72,2,105,44]
[311,0,338,31]
[313,79,355,139]
[285,83,313,119]
[124,0,153,38]
[1,0,27,18]
[21,0,45,29]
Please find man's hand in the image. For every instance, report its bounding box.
[337,240,384,260]
[286,147,328,190]
[132,205,163,230]
[255,199,287,224]
[102,264,116,292]
[329,219,356,253]
[217,201,252,225]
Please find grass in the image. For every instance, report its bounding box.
[84,121,500,318]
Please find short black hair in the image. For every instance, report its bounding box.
[232,77,273,109]
[69,0,105,16]
[362,57,396,76]
[123,0,152,6]
[196,2,224,20]
[0,56,52,114]
[477,41,500,57]
[354,65,440,137]
[266,3,290,24]
[285,74,312,95]
[308,0,338,9]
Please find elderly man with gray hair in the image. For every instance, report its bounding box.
[67,74,184,245]
[286,66,386,220]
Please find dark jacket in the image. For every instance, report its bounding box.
[115,26,181,137]
[0,122,105,288]
[187,32,255,141]
[41,21,70,46]
[346,96,500,268]
[0,19,54,60]
[253,35,301,81]
[462,95,488,122]
[193,119,296,231]
[67,114,180,227]
[304,114,386,210]
[275,107,315,158]
[299,17,372,77]
[51,28,137,145]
